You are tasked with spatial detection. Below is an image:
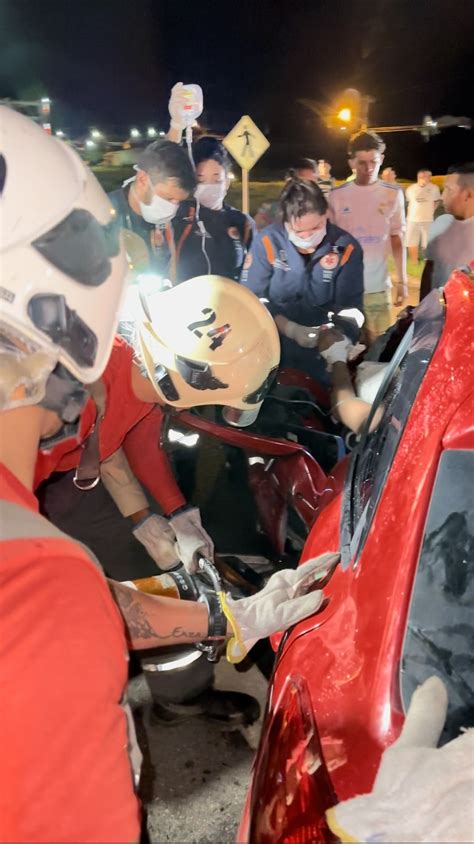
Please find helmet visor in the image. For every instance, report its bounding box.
[33,208,121,287]
[222,406,260,427]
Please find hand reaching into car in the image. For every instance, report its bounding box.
[326,676,473,843]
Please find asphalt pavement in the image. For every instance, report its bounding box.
[129,661,268,844]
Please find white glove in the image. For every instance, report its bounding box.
[285,320,320,348]
[337,307,365,328]
[169,507,214,574]
[319,337,353,369]
[221,553,339,662]
[132,514,181,571]
[326,676,474,843]
[168,82,186,131]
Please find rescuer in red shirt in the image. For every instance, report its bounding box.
[0,108,334,843]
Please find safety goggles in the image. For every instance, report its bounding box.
[151,354,276,430]
[33,208,121,287]
[222,366,278,428]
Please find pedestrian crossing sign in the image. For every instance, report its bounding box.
[223,115,270,171]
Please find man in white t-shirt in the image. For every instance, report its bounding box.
[329,131,407,338]
[420,163,474,300]
[405,170,441,262]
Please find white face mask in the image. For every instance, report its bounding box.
[134,182,179,225]
[286,224,327,250]
[195,182,227,211]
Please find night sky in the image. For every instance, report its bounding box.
[1,0,473,177]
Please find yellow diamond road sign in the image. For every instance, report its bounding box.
[223,115,269,171]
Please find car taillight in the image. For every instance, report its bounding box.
[248,675,338,844]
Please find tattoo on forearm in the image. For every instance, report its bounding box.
[109,582,157,642]
[108,581,204,645]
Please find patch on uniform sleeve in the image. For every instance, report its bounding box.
[320,252,340,271]
[262,235,276,265]
[243,252,253,269]
[340,243,354,266]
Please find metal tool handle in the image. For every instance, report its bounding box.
[195,557,226,662]
[197,557,225,592]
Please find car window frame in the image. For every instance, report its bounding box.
[340,291,445,569]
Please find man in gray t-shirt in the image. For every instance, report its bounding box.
[420,164,474,300]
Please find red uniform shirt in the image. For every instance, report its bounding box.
[34,336,151,486]
[34,336,185,514]
[0,463,141,842]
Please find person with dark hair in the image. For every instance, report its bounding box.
[420,163,474,300]
[286,157,318,182]
[165,134,254,281]
[254,158,318,230]
[109,139,196,274]
[330,131,407,339]
[242,178,363,382]
[406,170,441,263]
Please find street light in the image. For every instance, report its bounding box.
[338,108,352,123]
[86,139,96,149]
[91,129,103,140]
[147,127,157,138]
[130,128,141,138]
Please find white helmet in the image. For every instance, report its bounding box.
[0,107,127,404]
[137,275,281,426]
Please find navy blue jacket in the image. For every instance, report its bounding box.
[242,221,364,325]
[109,185,253,283]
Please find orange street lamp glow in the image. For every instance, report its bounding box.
[338,108,352,123]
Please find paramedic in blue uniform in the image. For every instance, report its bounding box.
[173,135,254,283]
[242,179,364,383]
[110,138,252,284]
[109,139,195,277]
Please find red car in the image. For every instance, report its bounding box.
[238,266,474,844]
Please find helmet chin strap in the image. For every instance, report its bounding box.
[39,365,89,449]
